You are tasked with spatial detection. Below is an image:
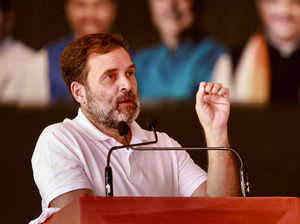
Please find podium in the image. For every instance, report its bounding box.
[46,196,300,224]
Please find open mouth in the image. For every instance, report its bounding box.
[118,98,136,106]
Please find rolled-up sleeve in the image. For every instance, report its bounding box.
[32,125,92,209]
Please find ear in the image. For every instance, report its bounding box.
[70,81,87,106]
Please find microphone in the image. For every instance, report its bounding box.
[104,120,158,197]
[118,121,130,137]
[120,122,250,197]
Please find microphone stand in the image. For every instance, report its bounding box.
[105,123,158,197]
[106,121,250,197]
[126,127,250,197]
[131,146,249,197]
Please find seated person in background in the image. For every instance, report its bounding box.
[133,0,229,104]
[30,33,239,224]
[214,0,300,104]
[21,0,116,107]
[0,0,35,105]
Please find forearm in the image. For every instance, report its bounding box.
[49,189,93,208]
[195,81,238,196]
[206,151,240,196]
[204,127,229,148]
[205,128,240,197]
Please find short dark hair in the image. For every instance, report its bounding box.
[60,33,128,97]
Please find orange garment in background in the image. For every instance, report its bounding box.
[234,33,271,104]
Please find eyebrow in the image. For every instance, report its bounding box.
[101,68,118,77]
[101,64,136,77]
[128,64,136,70]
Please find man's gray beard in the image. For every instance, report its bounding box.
[86,90,141,129]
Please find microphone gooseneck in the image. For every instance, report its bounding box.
[122,120,250,197]
[105,120,158,197]
[131,145,250,197]
[104,121,130,197]
[106,120,250,197]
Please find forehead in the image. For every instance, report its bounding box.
[257,0,300,14]
[87,47,133,73]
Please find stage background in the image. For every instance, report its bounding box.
[2,0,299,223]
[13,0,259,51]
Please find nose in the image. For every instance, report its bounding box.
[81,4,97,18]
[118,74,132,92]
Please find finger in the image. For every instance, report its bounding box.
[203,94,229,105]
[211,83,222,94]
[198,81,207,93]
[217,87,230,98]
[205,82,213,93]
[196,82,206,104]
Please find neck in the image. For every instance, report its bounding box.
[82,110,132,146]
[267,34,300,57]
[160,31,179,50]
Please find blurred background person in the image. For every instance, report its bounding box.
[133,0,230,104]
[20,0,116,107]
[0,0,36,105]
[215,0,300,104]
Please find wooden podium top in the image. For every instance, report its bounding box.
[46,196,300,224]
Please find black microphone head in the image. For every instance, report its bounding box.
[118,121,129,137]
[146,117,157,130]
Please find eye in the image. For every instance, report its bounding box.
[102,72,116,82]
[127,70,135,77]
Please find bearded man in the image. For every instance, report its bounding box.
[30,33,239,224]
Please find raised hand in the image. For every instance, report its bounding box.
[195,82,230,146]
[193,82,239,197]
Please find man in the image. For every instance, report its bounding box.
[214,0,300,104]
[133,0,230,103]
[21,0,116,107]
[0,0,36,105]
[30,33,239,223]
